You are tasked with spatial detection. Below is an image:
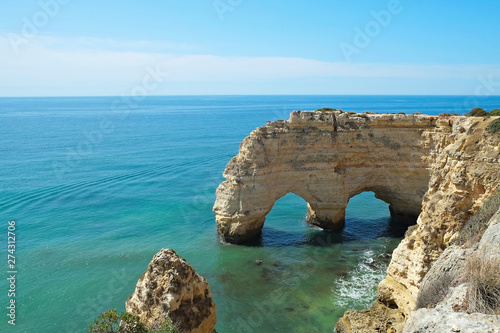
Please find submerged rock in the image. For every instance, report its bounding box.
[125,249,217,333]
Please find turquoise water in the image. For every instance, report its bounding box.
[1,95,500,333]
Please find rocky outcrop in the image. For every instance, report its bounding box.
[402,207,500,333]
[335,300,406,333]
[214,111,500,331]
[125,249,217,333]
[214,111,451,244]
[378,117,500,312]
[403,289,500,333]
[337,116,500,332]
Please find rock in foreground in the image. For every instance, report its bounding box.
[126,249,217,333]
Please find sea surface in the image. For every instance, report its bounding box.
[1,95,500,333]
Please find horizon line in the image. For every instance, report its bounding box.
[2,93,500,99]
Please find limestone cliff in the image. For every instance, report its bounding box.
[126,249,217,333]
[403,285,500,333]
[378,117,500,313]
[337,116,500,332]
[214,111,500,332]
[402,206,500,333]
[214,111,450,244]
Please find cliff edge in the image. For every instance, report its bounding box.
[214,111,500,332]
[337,116,500,332]
[402,205,500,333]
[214,111,450,243]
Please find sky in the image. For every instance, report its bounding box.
[0,0,500,96]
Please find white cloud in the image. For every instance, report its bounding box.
[38,36,199,53]
[1,36,500,96]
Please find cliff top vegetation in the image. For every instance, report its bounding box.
[87,309,178,333]
[466,107,500,117]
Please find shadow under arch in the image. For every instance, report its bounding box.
[242,192,321,247]
[242,191,409,247]
[343,191,409,241]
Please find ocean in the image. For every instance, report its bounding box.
[1,95,500,333]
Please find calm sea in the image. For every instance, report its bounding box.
[1,95,499,333]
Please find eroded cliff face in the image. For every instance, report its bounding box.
[379,117,500,313]
[337,116,500,332]
[126,249,217,333]
[214,111,450,244]
[214,111,500,332]
[402,207,500,333]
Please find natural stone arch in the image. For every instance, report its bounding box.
[343,191,408,238]
[344,190,391,218]
[305,170,426,231]
[346,181,424,225]
[214,111,449,244]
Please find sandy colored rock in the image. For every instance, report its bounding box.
[215,111,500,331]
[384,117,500,311]
[214,111,450,243]
[403,303,500,333]
[335,300,406,333]
[478,208,500,258]
[402,206,500,333]
[338,117,500,332]
[125,249,217,333]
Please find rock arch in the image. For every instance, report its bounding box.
[214,111,449,244]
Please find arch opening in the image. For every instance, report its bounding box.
[344,191,409,240]
[242,191,412,247]
[244,192,311,247]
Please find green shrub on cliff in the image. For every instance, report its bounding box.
[87,309,178,333]
[491,109,500,116]
[315,107,337,112]
[466,107,489,117]
[487,119,500,133]
[87,309,121,333]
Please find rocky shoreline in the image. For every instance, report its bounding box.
[123,111,499,332]
[212,111,499,332]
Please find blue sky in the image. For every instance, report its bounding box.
[1,0,499,96]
